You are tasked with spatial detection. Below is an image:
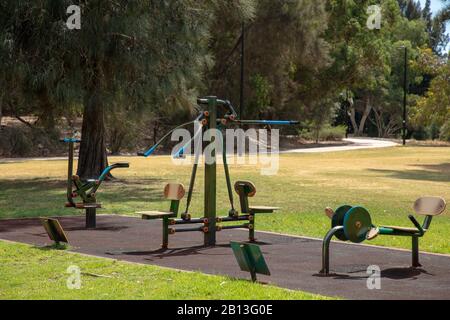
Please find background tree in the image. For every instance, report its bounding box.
[207,0,331,125]
[412,52,450,140]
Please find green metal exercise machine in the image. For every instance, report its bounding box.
[138,96,298,248]
[61,138,130,229]
[320,196,447,275]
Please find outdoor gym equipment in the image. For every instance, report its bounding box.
[61,138,130,229]
[139,181,279,248]
[230,241,270,282]
[41,218,69,246]
[320,197,447,275]
[138,96,298,247]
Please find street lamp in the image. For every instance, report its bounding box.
[400,46,408,146]
[239,22,245,119]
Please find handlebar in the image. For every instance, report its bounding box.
[113,162,130,169]
[98,162,130,182]
[235,120,300,126]
[197,98,229,106]
[408,215,425,236]
[60,138,81,143]
[197,98,238,118]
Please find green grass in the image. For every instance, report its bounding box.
[1,145,449,299]
[1,146,449,253]
[0,241,329,300]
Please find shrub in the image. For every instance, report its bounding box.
[299,125,346,142]
[412,127,429,141]
[319,125,347,141]
[9,128,32,156]
[427,122,440,140]
[439,121,450,142]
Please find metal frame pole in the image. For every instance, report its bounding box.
[67,141,74,204]
[320,226,344,275]
[412,236,421,268]
[204,97,217,246]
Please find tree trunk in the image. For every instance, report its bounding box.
[0,102,3,129]
[358,98,372,136]
[38,91,57,134]
[77,86,109,180]
[348,108,358,135]
[348,97,372,137]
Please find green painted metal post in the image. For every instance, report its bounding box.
[412,236,421,267]
[320,226,344,275]
[86,207,96,229]
[249,214,255,242]
[66,141,74,205]
[222,127,237,217]
[204,97,217,246]
[250,268,257,282]
[162,217,169,249]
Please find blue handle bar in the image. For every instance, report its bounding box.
[61,138,81,143]
[143,145,158,158]
[237,120,299,126]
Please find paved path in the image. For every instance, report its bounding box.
[0,138,398,163]
[285,138,398,154]
[1,215,449,300]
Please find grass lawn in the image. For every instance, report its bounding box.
[0,241,328,300]
[0,145,449,299]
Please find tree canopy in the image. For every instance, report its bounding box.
[1,0,449,164]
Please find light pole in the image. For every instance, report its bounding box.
[401,46,408,146]
[239,22,245,119]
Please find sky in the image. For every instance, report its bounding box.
[419,0,446,13]
[419,0,450,52]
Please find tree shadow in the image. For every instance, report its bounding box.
[368,162,450,183]
[0,177,170,220]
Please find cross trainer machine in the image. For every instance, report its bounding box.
[61,138,130,229]
[320,196,447,275]
[138,96,299,247]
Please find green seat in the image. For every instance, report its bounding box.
[139,183,186,249]
[234,181,279,241]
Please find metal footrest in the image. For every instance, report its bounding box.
[66,203,102,209]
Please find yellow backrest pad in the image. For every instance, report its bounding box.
[413,197,446,216]
[164,183,186,201]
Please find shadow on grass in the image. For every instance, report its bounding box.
[34,243,70,251]
[369,162,450,183]
[0,177,169,219]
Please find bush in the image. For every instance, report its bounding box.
[427,122,440,140]
[319,125,347,141]
[8,128,32,156]
[412,127,429,141]
[299,125,346,142]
